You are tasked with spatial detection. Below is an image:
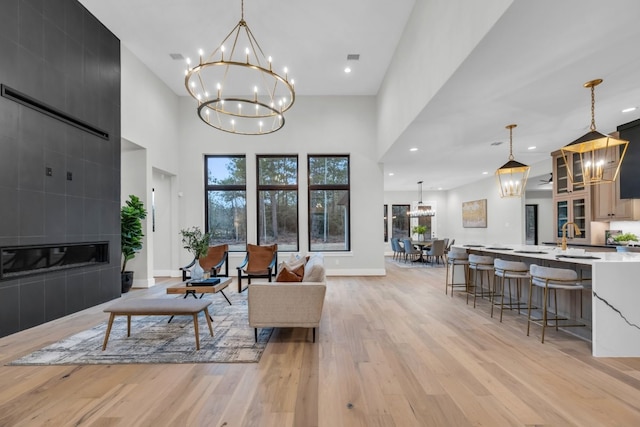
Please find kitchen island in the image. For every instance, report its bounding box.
[452,244,640,357]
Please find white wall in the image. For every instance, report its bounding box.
[121,46,181,285]
[176,95,385,276]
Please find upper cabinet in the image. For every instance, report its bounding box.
[553,144,640,223]
[553,150,586,195]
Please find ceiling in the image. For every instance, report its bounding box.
[78,0,640,192]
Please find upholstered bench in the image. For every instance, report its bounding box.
[102,298,213,350]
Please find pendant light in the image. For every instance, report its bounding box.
[496,124,530,198]
[561,79,628,186]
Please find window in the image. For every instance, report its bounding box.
[308,155,350,251]
[391,205,410,239]
[257,155,299,251]
[205,155,246,251]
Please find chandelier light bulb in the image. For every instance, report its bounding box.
[186,57,191,65]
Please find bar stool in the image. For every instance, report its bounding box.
[445,249,469,297]
[467,254,494,307]
[492,259,529,322]
[527,264,589,343]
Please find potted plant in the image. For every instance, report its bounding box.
[121,194,147,293]
[412,224,427,241]
[613,232,639,245]
[180,226,212,280]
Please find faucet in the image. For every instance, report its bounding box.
[560,222,582,250]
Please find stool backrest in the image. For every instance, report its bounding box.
[469,254,494,265]
[448,249,468,261]
[530,264,579,286]
[494,258,527,272]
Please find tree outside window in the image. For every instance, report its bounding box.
[257,155,298,251]
[308,155,350,251]
[205,155,247,251]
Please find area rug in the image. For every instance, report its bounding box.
[386,258,444,268]
[9,293,272,365]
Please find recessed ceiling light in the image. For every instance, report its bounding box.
[344,67,351,73]
[528,146,536,150]
[409,147,418,152]
[482,171,489,175]
[438,187,443,191]
[388,172,394,176]
[622,107,637,113]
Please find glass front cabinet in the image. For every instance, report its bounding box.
[552,150,590,244]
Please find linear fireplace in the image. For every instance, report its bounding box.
[0,242,109,280]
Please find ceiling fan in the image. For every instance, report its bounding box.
[539,173,553,185]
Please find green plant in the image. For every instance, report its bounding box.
[121,195,147,273]
[412,225,427,235]
[180,226,212,259]
[613,232,638,242]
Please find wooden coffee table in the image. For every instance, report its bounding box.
[167,277,232,305]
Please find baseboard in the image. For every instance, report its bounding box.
[132,277,155,288]
[324,268,386,276]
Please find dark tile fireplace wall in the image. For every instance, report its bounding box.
[0,0,121,337]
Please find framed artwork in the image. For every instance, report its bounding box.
[462,199,487,228]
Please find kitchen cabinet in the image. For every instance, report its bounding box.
[552,151,590,244]
[555,196,590,243]
[592,179,640,221]
[553,150,586,196]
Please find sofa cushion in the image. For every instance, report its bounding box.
[303,254,325,282]
[275,263,304,282]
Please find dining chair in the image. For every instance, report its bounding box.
[402,238,422,263]
[425,239,446,265]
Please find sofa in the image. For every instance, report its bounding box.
[248,253,326,342]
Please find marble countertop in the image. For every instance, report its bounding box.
[453,244,640,265]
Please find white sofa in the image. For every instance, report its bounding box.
[248,254,326,342]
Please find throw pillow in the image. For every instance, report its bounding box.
[275,263,304,282]
[302,254,325,282]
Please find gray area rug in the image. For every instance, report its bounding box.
[9,293,272,365]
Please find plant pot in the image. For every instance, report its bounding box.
[121,271,134,293]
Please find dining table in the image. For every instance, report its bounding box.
[410,239,433,263]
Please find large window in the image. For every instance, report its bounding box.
[308,155,350,251]
[257,155,299,251]
[205,155,246,251]
[392,205,410,239]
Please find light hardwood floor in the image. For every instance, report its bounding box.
[1,260,640,426]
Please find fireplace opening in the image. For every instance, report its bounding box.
[0,242,109,280]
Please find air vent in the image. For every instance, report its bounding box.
[346,54,360,61]
[169,53,185,60]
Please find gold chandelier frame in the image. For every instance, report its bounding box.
[185,0,295,135]
[496,124,530,198]
[561,78,628,186]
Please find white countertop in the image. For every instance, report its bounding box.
[452,244,640,265]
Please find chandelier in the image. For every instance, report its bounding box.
[496,124,530,198]
[561,78,628,186]
[184,0,295,135]
[408,181,435,217]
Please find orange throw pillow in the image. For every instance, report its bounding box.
[275,263,304,282]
